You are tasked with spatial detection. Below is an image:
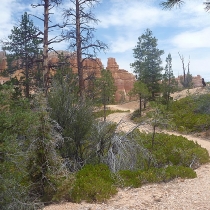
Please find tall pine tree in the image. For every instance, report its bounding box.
[162,53,177,108]
[2,12,42,98]
[131,29,164,100]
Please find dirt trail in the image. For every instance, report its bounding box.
[44,96,210,210]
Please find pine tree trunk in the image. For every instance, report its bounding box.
[139,94,142,116]
[43,0,49,92]
[76,0,84,98]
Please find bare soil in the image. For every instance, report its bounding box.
[44,87,210,210]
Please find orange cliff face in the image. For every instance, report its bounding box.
[106,58,136,102]
[0,51,136,102]
[48,53,136,102]
[176,75,205,88]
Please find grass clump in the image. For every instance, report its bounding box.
[70,164,117,203]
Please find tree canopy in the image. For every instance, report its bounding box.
[131,29,164,99]
[1,12,42,97]
[161,0,210,11]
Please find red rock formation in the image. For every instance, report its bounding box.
[0,51,6,73]
[106,58,136,102]
[0,51,136,102]
[192,75,203,87]
[176,75,203,88]
[0,76,10,84]
[48,54,135,102]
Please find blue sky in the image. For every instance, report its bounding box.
[0,0,210,81]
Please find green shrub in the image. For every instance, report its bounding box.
[130,109,141,120]
[170,94,210,132]
[70,164,117,203]
[117,166,196,188]
[135,132,210,168]
[130,109,148,123]
[52,174,75,202]
[164,166,196,181]
[140,168,163,183]
[118,170,142,187]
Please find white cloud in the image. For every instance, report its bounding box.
[0,0,31,42]
[171,27,210,49]
[0,0,16,40]
[95,0,210,81]
[108,36,136,53]
[0,0,209,81]
[97,1,173,29]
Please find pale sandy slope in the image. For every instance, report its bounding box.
[44,88,210,210]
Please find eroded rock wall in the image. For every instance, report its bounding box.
[106,58,136,102]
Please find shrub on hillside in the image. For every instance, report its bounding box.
[118,166,196,188]
[170,94,210,132]
[135,132,209,168]
[70,164,117,203]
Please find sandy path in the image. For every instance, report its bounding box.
[44,100,210,210]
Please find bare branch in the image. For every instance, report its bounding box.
[29,14,44,22]
[31,3,44,8]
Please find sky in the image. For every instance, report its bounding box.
[0,0,210,81]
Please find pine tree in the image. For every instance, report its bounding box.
[2,12,42,98]
[63,0,108,98]
[162,53,177,108]
[130,81,149,117]
[131,29,164,100]
[95,69,116,121]
[161,0,210,11]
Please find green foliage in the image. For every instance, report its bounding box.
[131,29,164,99]
[48,68,95,169]
[26,110,63,201]
[2,12,42,97]
[1,83,209,206]
[118,166,196,188]
[193,94,210,115]
[129,81,150,116]
[170,94,210,132]
[144,102,171,150]
[118,170,142,187]
[162,53,177,107]
[135,132,209,168]
[0,86,67,208]
[70,164,117,203]
[0,86,40,209]
[94,69,117,121]
[164,165,197,180]
[51,174,75,202]
[130,109,148,123]
[131,109,142,120]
